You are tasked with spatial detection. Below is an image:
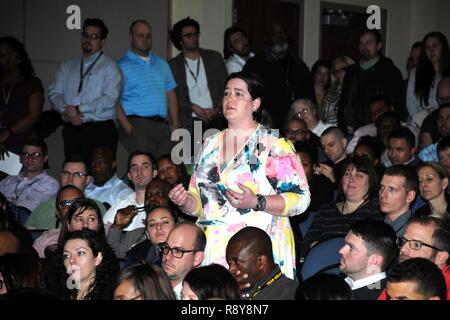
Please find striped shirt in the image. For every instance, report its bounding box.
[118,50,177,117]
[305,197,383,244]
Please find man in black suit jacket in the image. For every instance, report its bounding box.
[338,219,397,300]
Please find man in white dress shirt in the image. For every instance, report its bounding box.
[339,219,397,300]
[223,27,255,75]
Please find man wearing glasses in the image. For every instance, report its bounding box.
[25,154,106,230]
[0,137,58,212]
[379,216,450,299]
[48,18,123,163]
[169,17,228,158]
[160,222,206,300]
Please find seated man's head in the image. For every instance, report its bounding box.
[60,154,90,191]
[438,136,450,176]
[20,137,49,178]
[226,226,275,292]
[127,151,157,192]
[399,216,450,270]
[55,185,85,223]
[339,219,397,281]
[379,165,418,218]
[368,94,393,123]
[353,137,382,168]
[436,76,450,108]
[161,222,206,286]
[320,127,347,164]
[386,257,446,300]
[283,118,309,144]
[375,112,401,147]
[89,146,116,187]
[295,141,317,181]
[387,127,416,165]
[437,105,450,138]
[144,178,173,210]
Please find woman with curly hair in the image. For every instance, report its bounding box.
[53,228,119,300]
[0,36,44,157]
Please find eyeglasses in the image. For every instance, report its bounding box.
[21,152,43,160]
[158,242,198,259]
[296,109,310,118]
[285,129,307,136]
[56,197,83,210]
[81,32,102,40]
[61,170,88,179]
[397,237,443,252]
[181,32,200,39]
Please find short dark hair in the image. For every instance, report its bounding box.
[388,127,416,149]
[375,111,401,128]
[170,17,200,51]
[183,264,241,300]
[223,26,249,59]
[407,215,450,265]
[368,94,392,108]
[355,136,382,161]
[321,126,345,140]
[437,135,450,154]
[127,150,156,172]
[387,258,447,300]
[55,185,84,204]
[62,154,87,171]
[350,219,397,271]
[83,18,109,39]
[296,273,352,300]
[360,29,383,44]
[129,19,150,35]
[226,71,266,122]
[22,136,48,156]
[295,141,318,164]
[383,164,419,194]
[227,226,274,264]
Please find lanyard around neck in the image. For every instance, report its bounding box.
[78,51,103,94]
[249,271,283,299]
[184,58,201,84]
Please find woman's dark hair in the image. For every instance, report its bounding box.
[170,17,200,51]
[57,199,105,245]
[115,262,175,300]
[55,228,118,300]
[183,264,241,300]
[226,71,266,123]
[311,59,332,90]
[144,205,179,227]
[341,155,379,200]
[0,36,35,79]
[156,154,190,188]
[223,27,249,59]
[0,253,45,293]
[296,273,352,300]
[415,32,450,106]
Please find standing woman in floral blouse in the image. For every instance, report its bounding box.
[169,71,310,279]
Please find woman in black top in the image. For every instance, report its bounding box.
[304,156,383,248]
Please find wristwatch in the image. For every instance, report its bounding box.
[255,194,266,211]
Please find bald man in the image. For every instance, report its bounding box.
[225,226,298,300]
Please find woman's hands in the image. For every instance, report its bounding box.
[226,183,258,210]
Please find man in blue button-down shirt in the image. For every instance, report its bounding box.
[48,18,123,163]
[117,19,179,158]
